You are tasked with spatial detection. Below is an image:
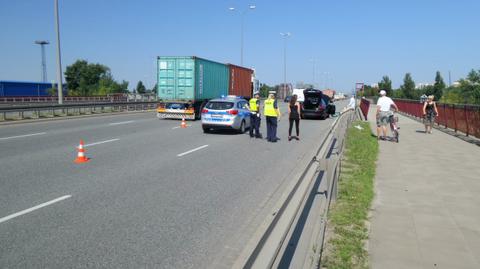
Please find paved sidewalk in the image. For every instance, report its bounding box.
[367,108,480,269]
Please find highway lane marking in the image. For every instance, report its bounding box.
[0,132,46,140]
[84,138,120,147]
[0,195,72,224]
[108,120,134,126]
[172,125,191,129]
[177,144,209,157]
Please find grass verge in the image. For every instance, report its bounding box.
[322,121,378,269]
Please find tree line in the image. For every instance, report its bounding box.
[363,69,480,105]
[57,59,157,96]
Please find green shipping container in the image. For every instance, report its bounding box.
[157,56,229,101]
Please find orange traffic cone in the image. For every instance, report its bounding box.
[74,140,90,163]
[181,117,187,128]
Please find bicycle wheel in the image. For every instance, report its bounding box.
[395,129,399,143]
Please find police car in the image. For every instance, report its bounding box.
[201,96,251,133]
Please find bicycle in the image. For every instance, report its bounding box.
[389,113,399,143]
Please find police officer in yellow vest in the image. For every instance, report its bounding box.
[264,93,281,142]
[249,92,263,138]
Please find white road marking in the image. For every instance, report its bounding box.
[0,132,46,140]
[108,120,134,126]
[0,195,72,224]
[177,145,209,157]
[84,138,120,147]
[172,125,191,129]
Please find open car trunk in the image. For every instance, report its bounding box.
[303,89,325,110]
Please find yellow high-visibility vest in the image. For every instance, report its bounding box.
[249,98,258,112]
[264,98,277,117]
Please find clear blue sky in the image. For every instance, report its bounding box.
[1,0,479,93]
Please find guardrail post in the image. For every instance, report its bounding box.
[464,105,469,136]
[453,105,457,132]
[443,103,447,129]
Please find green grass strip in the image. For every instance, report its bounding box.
[322,121,378,269]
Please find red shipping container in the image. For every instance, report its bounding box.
[228,64,254,98]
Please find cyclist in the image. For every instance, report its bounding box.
[376,90,399,140]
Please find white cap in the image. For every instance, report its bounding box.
[379,90,386,96]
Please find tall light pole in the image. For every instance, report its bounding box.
[323,72,330,89]
[280,32,291,98]
[54,0,63,104]
[229,5,256,66]
[35,40,49,82]
[309,59,316,88]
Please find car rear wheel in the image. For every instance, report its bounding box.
[238,121,246,134]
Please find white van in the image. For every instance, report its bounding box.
[292,88,305,102]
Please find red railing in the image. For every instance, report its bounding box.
[394,99,480,139]
[360,98,370,120]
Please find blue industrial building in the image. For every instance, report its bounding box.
[0,80,67,97]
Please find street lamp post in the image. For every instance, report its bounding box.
[54,0,63,104]
[323,72,330,89]
[35,40,49,82]
[309,59,316,88]
[229,5,256,66]
[280,32,291,98]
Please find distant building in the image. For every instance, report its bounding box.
[452,81,461,87]
[274,83,293,99]
[416,83,433,89]
[0,80,66,97]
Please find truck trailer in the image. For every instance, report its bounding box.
[156,56,253,120]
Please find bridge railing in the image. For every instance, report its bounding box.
[0,101,158,121]
[394,99,480,139]
[359,98,370,120]
[0,95,158,104]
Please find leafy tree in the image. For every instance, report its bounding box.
[64,59,128,96]
[400,73,416,99]
[151,83,158,94]
[259,84,271,98]
[391,89,404,98]
[136,81,146,94]
[457,69,480,104]
[65,60,109,96]
[432,71,445,100]
[467,69,480,82]
[363,85,378,97]
[378,76,393,95]
[47,87,57,96]
[423,85,435,96]
[440,87,464,104]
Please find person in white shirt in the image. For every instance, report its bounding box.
[347,95,356,110]
[376,90,398,140]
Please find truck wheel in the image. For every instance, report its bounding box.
[203,127,210,133]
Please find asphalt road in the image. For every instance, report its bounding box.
[0,100,348,268]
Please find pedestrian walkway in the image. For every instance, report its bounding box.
[367,107,480,269]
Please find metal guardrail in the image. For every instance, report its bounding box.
[0,101,158,121]
[234,109,355,269]
[0,96,158,103]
